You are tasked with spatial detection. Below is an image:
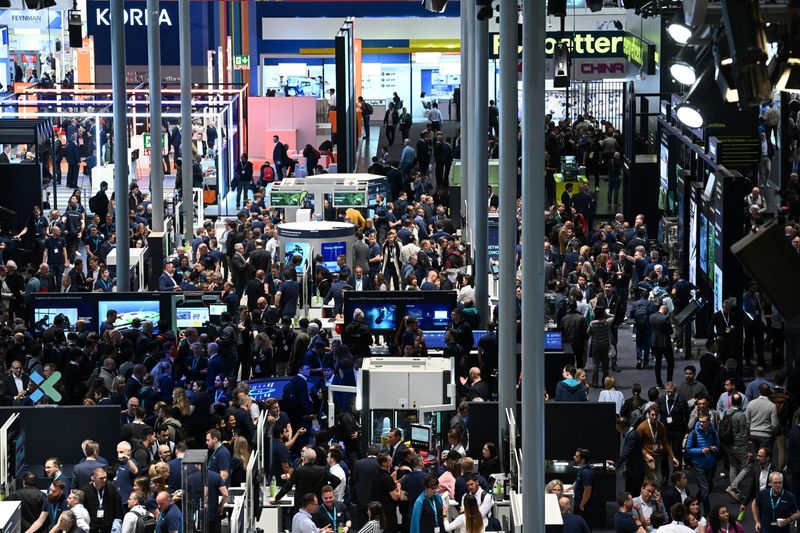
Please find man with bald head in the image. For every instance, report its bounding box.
[156,491,182,533]
[560,496,590,533]
[460,367,490,401]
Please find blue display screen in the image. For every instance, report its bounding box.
[424,331,447,349]
[406,303,451,331]
[321,241,346,273]
[285,241,311,273]
[545,331,563,351]
[350,303,397,331]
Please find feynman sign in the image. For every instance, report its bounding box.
[490,30,626,59]
[95,7,172,26]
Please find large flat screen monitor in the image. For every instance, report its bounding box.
[285,241,310,273]
[176,307,211,329]
[98,300,161,333]
[321,241,346,273]
[545,331,563,351]
[423,331,447,349]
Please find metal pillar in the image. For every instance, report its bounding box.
[179,0,194,244]
[110,0,130,291]
[522,0,546,530]
[472,17,489,325]
[148,0,164,234]
[497,0,518,467]
[459,0,470,230]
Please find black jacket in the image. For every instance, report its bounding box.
[5,486,45,530]
[649,312,673,348]
[1,373,31,406]
[350,457,379,508]
[617,427,645,479]
[274,464,341,512]
[82,482,123,530]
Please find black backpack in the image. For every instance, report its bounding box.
[718,411,735,445]
[363,102,374,115]
[133,509,157,533]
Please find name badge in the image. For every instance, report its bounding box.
[434,528,440,533]
[666,417,673,424]
[97,509,105,518]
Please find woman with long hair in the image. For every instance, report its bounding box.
[437,452,462,500]
[252,332,274,378]
[230,436,249,487]
[444,493,484,533]
[411,475,446,533]
[357,502,385,533]
[684,497,707,533]
[479,442,500,480]
[706,504,743,533]
[172,387,192,419]
[620,383,645,422]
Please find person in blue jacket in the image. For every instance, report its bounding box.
[410,475,445,533]
[555,366,587,402]
[684,414,719,515]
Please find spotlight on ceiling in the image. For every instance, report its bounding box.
[669,45,709,86]
[721,0,771,107]
[667,15,693,45]
[713,34,739,103]
[676,65,716,129]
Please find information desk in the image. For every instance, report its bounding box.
[554,173,588,204]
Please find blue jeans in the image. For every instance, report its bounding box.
[635,327,651,364]
[608,177,621,205]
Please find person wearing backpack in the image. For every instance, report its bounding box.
[121,491,154,533]
[358,96,373,141]
[721,393,752,505]
[629,290,657,370]
[684,414,719,515]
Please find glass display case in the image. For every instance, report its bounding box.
[180,450,209,533]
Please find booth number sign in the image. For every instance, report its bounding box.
[234,55,250,71]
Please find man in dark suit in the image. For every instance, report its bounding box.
[617,419,645,496]
[285,363,314,435]
[350,266,374,291]
[0,145,11,164]
[1,360,30,405]
[248,243,271,274]
[662,471,691,520]
[158,262,180,292]
[171,122,182,161]
[650,305,674,388]
[245,269,267,311]
[571,182,597,230]
[270,447,340,513]
[350,444,380,529]
[561,182,574,211]
[709,298,740,366]
[234,152,254,208]
[273,135,287,180]
[387,428,407,468]
[487,185,499,210]
[82,466,123,532]
[657,384,691,480]
[231,243,250,296]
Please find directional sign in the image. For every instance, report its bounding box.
[233,55,250,71]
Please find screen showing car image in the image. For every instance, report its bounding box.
[98,300,161,333]
[351,304,397,331]
[321,241,346,273]
[176,307,211,329]
[33,300,96,335]
[405,303,451,331]
[285,241,311,273]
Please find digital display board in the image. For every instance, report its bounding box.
[321,241,346,273]
[285,241,311,273]
[333,191,367,207]
[269,191,306,207]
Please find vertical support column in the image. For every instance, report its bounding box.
[522,0,545,530]
[148,0,164,233]
[459,0,470,231]
[497,0,518,465]
[472,15,489,325]
[110,0,130,291]
[180,0,194,244]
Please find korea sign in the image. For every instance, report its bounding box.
[233,55,250,71]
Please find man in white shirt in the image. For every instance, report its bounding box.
[121,491,150,533]
[66,489,92,531]
[327,449,347,502]
[461,474,493,527]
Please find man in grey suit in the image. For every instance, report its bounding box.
[650,305,674,388]
[352,232,370,274]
